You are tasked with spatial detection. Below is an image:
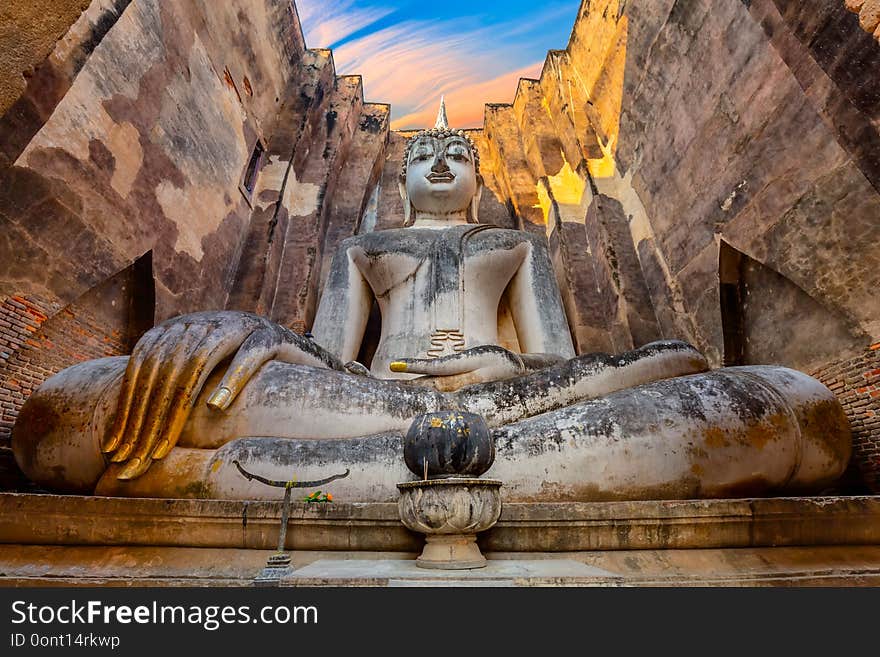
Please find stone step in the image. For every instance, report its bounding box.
[283,558,613,587]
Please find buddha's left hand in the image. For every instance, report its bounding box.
[391,346,562,391]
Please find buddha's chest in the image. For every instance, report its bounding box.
[350,234,526,306]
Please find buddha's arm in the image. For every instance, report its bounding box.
[454,340,710,426]
[311,240,372,364]
[506,235,576,360]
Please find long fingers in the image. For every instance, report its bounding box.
[150,327,255,460]
[205,326,280,411]
[115,323,210,479]
[101,312,268,480]
[391,350,492,376]
[101,324,166,454]
[109,321,188,464]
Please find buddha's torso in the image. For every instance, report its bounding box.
[345,224,530,378]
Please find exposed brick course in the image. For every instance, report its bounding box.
[813,347,880,492]
[0,292,129,449]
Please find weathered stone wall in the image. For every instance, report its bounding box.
[225,47,340,319]
[461,0,880,487]
[443,0,879,372]
[262,72,367,332]
[845,0,880,40]
[0,0,307,321]
[223,58,393,333]
[0,0,95,118]
[616,0,879,490]
[1,0,878,490]
[630,0,876,359]
[0,0,312,468]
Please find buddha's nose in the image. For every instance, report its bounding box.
[431,153,450,173]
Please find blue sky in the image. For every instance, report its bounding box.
[295,0,581,128]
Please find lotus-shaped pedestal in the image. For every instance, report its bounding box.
[397,477,502,569]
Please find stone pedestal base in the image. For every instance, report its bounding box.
[5,493,880,585]
[417,534,485,569]
[397,478,502,571]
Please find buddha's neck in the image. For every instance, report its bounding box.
[410,211,469,229]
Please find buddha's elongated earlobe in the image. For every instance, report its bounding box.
[399,179,414,227]
[468,176,483,224]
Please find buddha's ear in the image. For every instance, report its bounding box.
[398,178,414,227]
[468,174,483,224]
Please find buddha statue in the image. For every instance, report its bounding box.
[12,102,851,502]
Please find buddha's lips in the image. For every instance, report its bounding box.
[426,172,455,183]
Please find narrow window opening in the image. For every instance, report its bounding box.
[719,241,745,367]
[243,140,265,196]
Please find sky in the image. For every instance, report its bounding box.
[294,0,581,129]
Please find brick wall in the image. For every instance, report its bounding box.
[812,344,880,492]
[0,294,59,444]
[0,255,153,459]
[0,300,131,450]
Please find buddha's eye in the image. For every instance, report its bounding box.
[446,145,470,162]
[412,150,433,162]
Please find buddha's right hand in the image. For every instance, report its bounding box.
[101,311,344,480]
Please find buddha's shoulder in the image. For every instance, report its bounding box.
[336,224,543,254]
[469,225,543,248]
[336,228,432,255]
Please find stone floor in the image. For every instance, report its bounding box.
[279,550,880,586]
[5,545,880,586]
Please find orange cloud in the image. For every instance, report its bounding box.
[333,22,481,112]
[391,62,544,129]
[295,1,576,129]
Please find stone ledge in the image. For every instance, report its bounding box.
[2,493,880,552]
[485,497,880,551]
[0,493,419,551]
[281,559,616,587]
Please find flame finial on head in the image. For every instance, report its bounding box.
[434,95,449,130]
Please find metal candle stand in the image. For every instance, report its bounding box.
[231,460,349,586]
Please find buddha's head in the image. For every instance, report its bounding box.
[399,98,482,226]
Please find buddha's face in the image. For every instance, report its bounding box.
[403,134,479,216]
